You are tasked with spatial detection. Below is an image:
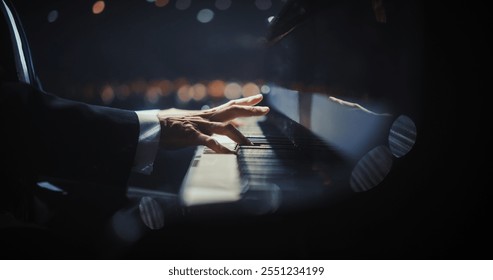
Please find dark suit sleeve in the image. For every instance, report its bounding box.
[1,81,139,189]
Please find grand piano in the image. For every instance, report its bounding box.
[112,0,424,258]
[7,0,476,259]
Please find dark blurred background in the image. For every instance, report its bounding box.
[15,0,283,110]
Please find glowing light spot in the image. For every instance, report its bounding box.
[111,210,142,243]
[177,84,192,103]
[139,197,165,230]
[242,82,260,97]
[350,146,393,192]
[175,0,191,10]
[224,82,242,100]
[92,1,106,15]
[207,80,225,98]
[101,85,114,104]
[146,86,162,104]
[267,16,275,23]
[155,0,169,7]
[192,83,207,101]
[215,0,231,10]
[158,79,173,96]
[255,0,272,11]
[260,85,271,94]
[197,9,214,23]
[389,115,417,158]
[201,105,210,110]
[47,10,58,23]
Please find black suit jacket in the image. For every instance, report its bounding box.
[0,81,139,218]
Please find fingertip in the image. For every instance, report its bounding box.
[241,138,254,146]
[258,106,270,114]
[244,94,263,105]
[214,141,235,154]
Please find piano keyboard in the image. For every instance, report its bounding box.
[236,119,335,190]
[181,115,348,207]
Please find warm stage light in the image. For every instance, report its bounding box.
[100,85,114,104]
[92,1,106,15]
[192,83,207,101]
[207,80,226,98]
[224,82,242,100]
[177,84,192,102]
[158,79,173,96]
[242,82,260,97]
[155,0,170,8]
[146,85,162,104]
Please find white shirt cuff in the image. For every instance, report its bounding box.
[133,110,161,175]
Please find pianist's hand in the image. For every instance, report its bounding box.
[157,94,269,153]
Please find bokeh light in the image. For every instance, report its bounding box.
[197,9,214,23]
[192,83,207,101]
[175,0,191,10]
[215,0,232,10]
[242,82,260,97]
[207,80,226,98]
[389,115,417,158]
[47,10,58,23]
[139,197,165,230]
[146,85,162,104]
[155,0,170,7]
[100,85,114,104]
[92,1,106,15]
[260,84,271,94]
[158,79,173,96]
[177,84,192,103]
[255,0,272,11]
[111,209,142,243]
[224,82,242,100]
[350,146,393,192]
